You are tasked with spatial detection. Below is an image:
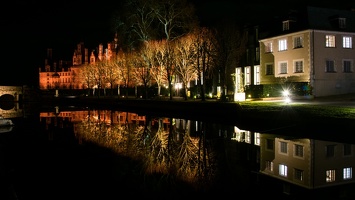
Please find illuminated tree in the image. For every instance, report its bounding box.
[79,63,96,96]
[173,33,197,100]
[151,0,198,100]
[153,39,171,97]
[132,42,155,99]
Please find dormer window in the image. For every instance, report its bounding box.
[283,21,290,31]
[339,18,346,29]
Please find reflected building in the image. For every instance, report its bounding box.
[259,134,355,194]
[37,107,355,197]
[231,127,355,196]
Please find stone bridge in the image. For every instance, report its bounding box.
[0,86,24,118]
[0,85,23,102]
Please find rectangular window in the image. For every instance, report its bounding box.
[343,36,352,48]
[339,18,346,29]
[266,139,274,150]
[280,141,288,154]
[326,60,336,72]
[326,35,336,47]
[343,167,352,180]
[344,144,352,156]
[266,160,273,171]
[254,65,260,85]
[326,169,336,182]
[326,145,336,157]
[294,168,303,181]
[255,47,260,62]
[283,21,290,31]
[279,164,288,177]
[343,60,352,73]
[244,67,251,85]
[294,144,304,157]
[279,39,287,51]
[254,133,260,146]
[266,64,274,75]
[265,42,273,53]
[294,36,303,48]
[280,62,288,74]
[294,60,303,73]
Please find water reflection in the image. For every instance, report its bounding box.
[38,107,355,197]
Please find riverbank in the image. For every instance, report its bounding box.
[37,93,355,141]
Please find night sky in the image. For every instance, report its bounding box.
[1,0,354,87]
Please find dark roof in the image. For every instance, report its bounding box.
[259,6,355,39]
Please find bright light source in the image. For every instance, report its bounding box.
[282,90,290,96]
[282,89,291,103]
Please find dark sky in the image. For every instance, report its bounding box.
[1,0,354,87]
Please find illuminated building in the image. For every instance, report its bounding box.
[237,6,355,98]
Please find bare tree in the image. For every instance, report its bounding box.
[111,0,157,51]
[173,33,197,100]
[193,27,218,101]
[153,39,171,97]
[79,63,97,96]
[214,20,247,101]
[111,49,129,97]
[151,0,198,100]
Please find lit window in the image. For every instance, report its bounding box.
[244,67,251,85]
[294,144,304,157]
[254,132,260,146]
[279,164,288,177]
[343,36,352,48]
[266,63,274,75]
[279,39,287,51]
[326,35,336,47]
[254,66,260,85]
[326,169,336,182]
[265,42,273,53]
[294,168,303,181]
[279,62,288,74]
[266,160,273,171]
[280,141,288,154]
[326,60,336,73]
[293,36,303,48]
[245,131,251,144]
[343,167,352,180]
[294,60,303,73]
[343,60,352,73]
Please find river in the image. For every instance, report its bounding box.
[1,101,355,199]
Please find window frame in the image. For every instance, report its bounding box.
[278,38,288,51]
[265,63,274,75]
[343,60,352,73]
[325,35,336,48]
[279,61,288,74]
[265,42,273,53]
[293,35,303,49]
[294,60,304,73]
[326,60,336,73]
[343,36,352,49]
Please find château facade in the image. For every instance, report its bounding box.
[39,34,119,91]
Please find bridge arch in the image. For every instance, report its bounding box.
[0,86,23,102]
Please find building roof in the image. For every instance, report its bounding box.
[259,6,355,39]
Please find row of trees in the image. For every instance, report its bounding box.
[79,0,247,101]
